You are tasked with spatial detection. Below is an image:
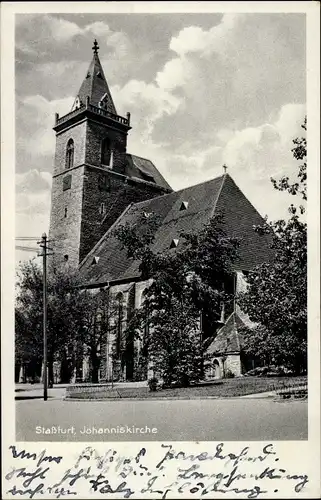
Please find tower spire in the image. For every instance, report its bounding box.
[71,39,117,114]
[92,39,99,55]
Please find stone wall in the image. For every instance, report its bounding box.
[225,354,242,377]
[79,165,166,264]
[53,121,87,175]
[49,165,85,269]
[85,120,128,174]
[205,354,242,379]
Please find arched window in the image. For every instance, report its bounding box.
[101,138,112,166]
[66,139,74,169]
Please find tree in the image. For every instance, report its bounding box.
[271,116,307,210]
[76,288,118,383]
[15,260,83,383]
[15,260,117,384]
[113,212,239,386]
[239,118,307,374]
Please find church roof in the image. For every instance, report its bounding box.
[73,42,117,113]
[125,154,172,191]
[79,173,273,286]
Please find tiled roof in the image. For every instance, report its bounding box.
[79,174,273,286]
[125,154,172,191]
[206,312,246,355]
[75,53,117,113]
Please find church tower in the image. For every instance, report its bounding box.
[49,40,171,268]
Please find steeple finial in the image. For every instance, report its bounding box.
[223,164,228,174]
[92,39,99,55]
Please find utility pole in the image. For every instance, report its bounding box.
[37,233,53,401]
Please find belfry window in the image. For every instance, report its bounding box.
[101,138,112,167]
[66,139,74,169]
[99,93,109,110]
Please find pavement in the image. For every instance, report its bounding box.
[15,381,147,400]
[16,397,308,442]
[15,383,307,401]
[15,383,308,442]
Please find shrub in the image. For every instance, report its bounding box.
[224,369,235,378]
[148,377,158,392]
[245,365,291,377]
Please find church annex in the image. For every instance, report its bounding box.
[49,40,272,382]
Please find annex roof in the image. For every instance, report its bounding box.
[125,154,172,191]
[206,312,245,354]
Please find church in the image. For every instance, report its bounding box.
[48,40,272,383]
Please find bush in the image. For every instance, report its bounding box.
[224,370,235,379]
[244,365,291,377]
[148,377,158,392]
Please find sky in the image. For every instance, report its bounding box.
[15,12,306,264]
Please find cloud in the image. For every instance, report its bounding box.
[156,103,306,220]
[16,15,131,63]
[169,14,242,57]
[114,79,182,141]
[156,57,191,91]
[16,95,74,163]
[15,169,52,263]
[151,14,305,148]
[16,169,52,194]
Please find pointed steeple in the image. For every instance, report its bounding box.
[72,39,117,114]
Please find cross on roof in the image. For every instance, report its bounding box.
[92,39,99,54]
[223,164,228,174]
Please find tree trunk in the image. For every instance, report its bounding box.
[90,350,100,383]
[48,355,54,387]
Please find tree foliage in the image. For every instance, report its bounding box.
[15,260,117,383]
[271,116,307,211]
[239,118,307,374]
[113,212,239,386]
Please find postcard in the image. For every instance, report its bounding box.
[1,1,320,498]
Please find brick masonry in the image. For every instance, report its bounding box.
[49,111,166,267]
[79,165,167,264]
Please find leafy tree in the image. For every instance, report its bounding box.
[113,212,239,386]
[271,116,307,210]
[239,118,307,374]
[76,288,118,383]
[15,260,117,383]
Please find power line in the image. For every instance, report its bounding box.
[15,246,40,252]
[15,237,40,241]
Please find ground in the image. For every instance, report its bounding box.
[65,376,307,399]
[16,384,307,442]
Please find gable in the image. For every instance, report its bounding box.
[216,175,274,271]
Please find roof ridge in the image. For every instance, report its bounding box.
[127,153,154,163]
[222,174,267,222]
[130,173,226,210]
[176,174,225,194]
[210,173,227,218]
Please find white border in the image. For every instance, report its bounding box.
[1,2,320,498]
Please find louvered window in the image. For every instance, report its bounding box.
[101,138,112,166]
[66,139,74,169]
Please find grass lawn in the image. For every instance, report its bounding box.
[66,376,307,400]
